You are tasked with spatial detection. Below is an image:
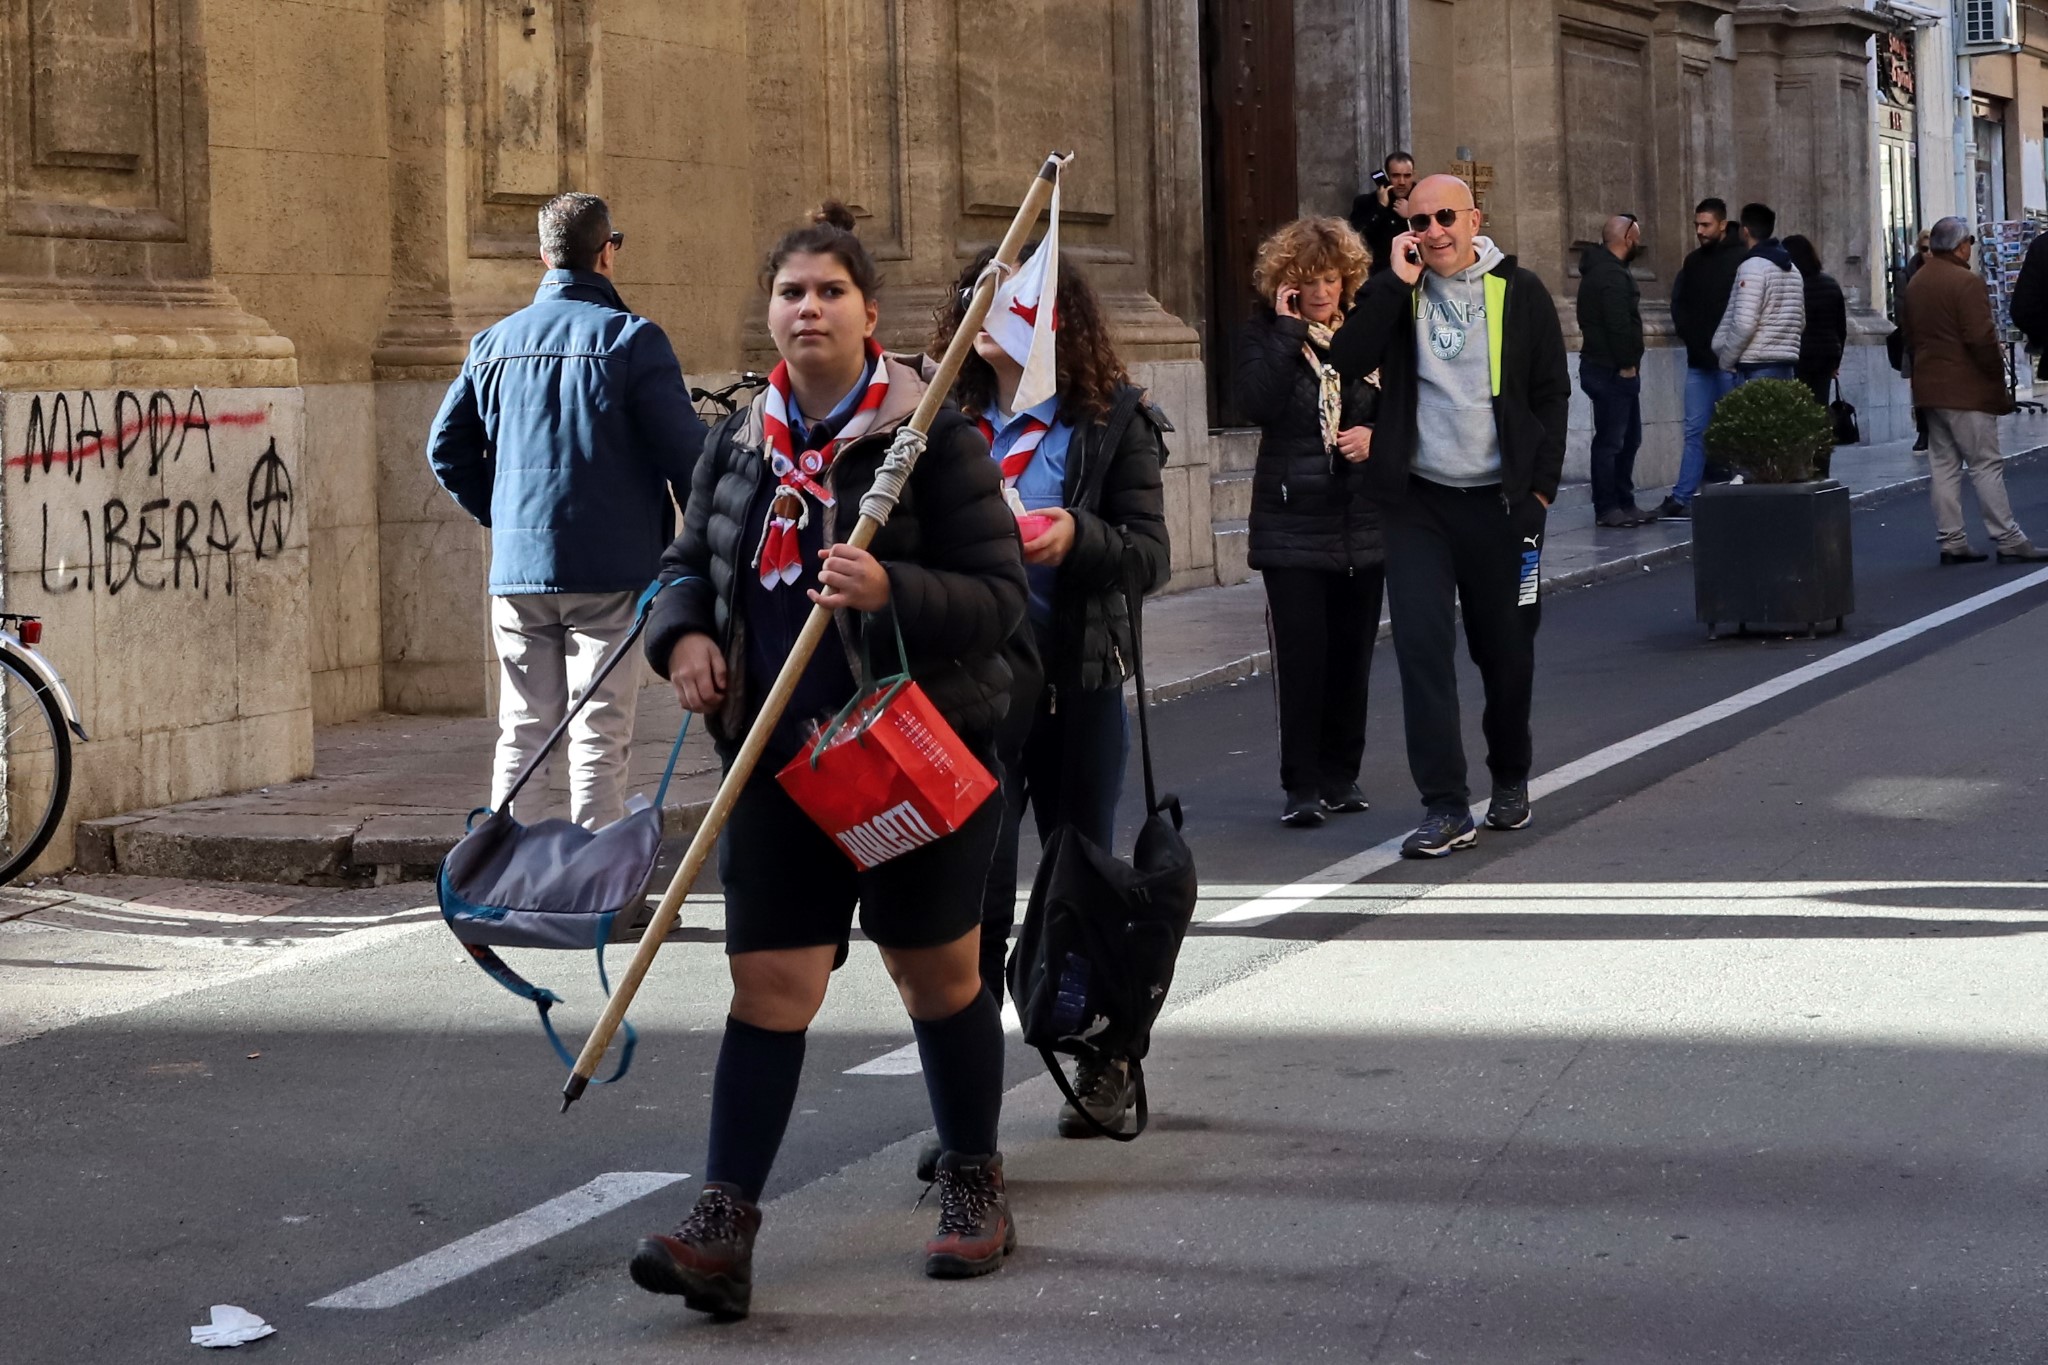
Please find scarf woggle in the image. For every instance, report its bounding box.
[756,340,890,588]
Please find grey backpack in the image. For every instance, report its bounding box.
[436,585,688,1084]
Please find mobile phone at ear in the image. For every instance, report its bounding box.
[1405,247,1421,265]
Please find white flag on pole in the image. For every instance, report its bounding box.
[986,164,1063,411]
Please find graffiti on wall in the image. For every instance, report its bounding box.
[6,389,296,598]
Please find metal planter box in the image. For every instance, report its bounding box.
[1693,480,1854,639]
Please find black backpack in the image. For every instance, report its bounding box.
[1006,560,1198,1140]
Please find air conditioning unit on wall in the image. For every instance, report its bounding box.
[1959,0,2020,53]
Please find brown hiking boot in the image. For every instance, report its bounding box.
[629,1182,761,1319]
[923,1152,1016,1279]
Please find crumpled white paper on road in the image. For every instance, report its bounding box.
[190,1305,275,1348]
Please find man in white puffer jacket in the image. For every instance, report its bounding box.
[1711,202,1805,380]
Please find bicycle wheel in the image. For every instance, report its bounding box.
[0,645,72,885]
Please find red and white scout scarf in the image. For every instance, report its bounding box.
[756,341,891,588]
[971,412,1051,486]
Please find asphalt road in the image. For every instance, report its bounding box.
[4,466,2048,1363]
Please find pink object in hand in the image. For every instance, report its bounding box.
[1016,512,1058,542]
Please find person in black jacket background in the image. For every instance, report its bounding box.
[1348,151,1417,279]
[1785,234,1848,410]
[1658,198,1746,519]
[630,204,1029,1316]
[1576,214,1651,526]
[1328,175,1571,859]
[1234,217,1382,828]
[2010,231,2048,380]
[932,244,1171,1140]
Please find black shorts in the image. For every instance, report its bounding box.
[717,766,1003,956]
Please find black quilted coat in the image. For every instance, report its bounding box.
[644,354,1028,752]
[1233,307,1382,573]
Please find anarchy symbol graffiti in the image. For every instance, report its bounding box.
[246,440,293,560]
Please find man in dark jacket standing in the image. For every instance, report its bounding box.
[1577,214,1650,526]
[1657,198,1745,520]
[1330,175,1572,858]
[1902,216,2046,564]
[427,192,705,829]
[1349,152,1417,277]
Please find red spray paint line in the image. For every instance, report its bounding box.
[5,408,269,470]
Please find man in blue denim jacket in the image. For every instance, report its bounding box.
[428,192,705,829]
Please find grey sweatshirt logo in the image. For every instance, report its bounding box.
[1425,294,1480,361]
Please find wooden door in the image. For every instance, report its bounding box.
[1202,0,1299,426]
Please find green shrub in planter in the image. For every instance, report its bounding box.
[1705,378,1834,483]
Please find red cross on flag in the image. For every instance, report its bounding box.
[985,161,1064,411]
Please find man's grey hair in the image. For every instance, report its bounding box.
[538,192,612,271]
[1930,216,1972,254]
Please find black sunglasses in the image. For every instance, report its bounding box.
[1406,208,1469,233]
[607,230,625,249]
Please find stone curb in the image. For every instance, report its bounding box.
[76,445,2046,886]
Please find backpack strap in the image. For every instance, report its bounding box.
[497,576,698,812]
[441,881,639,1084]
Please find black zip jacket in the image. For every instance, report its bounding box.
[644,365,1027,754]
[1327,257,1571,507]
[1671,235,1745,371]
[1576,246,1644,370]
[1234,307,1383,571]
[1037,383,1173,693]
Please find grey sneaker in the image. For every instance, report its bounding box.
[1057,1054,1135,1137]
[1401,810,1477,859]
[1996,542,2048,562]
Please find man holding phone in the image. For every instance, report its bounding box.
[1349,152,1418,277]
[1328,175,1571,858]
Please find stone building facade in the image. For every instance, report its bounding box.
[0,0,1906,868]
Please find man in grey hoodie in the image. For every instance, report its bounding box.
[1328,175,1573,858]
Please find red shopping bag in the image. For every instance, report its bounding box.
[777,676,997,870]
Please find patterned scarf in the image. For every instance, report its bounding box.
[1303,316,1344,452]
[755,340,890,587]
[971,412,1051,485]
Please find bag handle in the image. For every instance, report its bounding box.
[807,602,911,767]
[1120,549,1179,826]
[498,578,691,811]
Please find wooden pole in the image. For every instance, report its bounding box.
[562,151,1071,1110]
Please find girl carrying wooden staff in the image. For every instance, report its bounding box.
[627,203,1027,1318]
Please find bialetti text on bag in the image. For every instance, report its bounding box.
[834,799,942,869]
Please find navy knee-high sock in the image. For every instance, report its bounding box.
[703,1015,807,1204]
[912,989,1005,1157]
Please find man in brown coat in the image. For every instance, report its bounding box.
[1902,216,2046,563]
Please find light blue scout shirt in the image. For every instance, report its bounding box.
[985,394,1075,625]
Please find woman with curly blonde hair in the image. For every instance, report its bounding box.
[1234,216,1385,827]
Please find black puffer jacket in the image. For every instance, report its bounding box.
[1233,307,1382,572]
[1797,269,1848,380]
[1038,384,1173,692]
[644,354,1028,752]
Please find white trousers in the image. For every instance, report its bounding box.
[489,591,642,829]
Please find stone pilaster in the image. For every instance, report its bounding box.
[0,0,307,872]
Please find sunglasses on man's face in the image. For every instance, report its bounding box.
[1406,208,1468,233]
[608,230,625,250]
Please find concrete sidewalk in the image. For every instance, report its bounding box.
[74,414,2048,884]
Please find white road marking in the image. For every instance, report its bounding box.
[309,1171,689,1310]
[1211,567,2048,926]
